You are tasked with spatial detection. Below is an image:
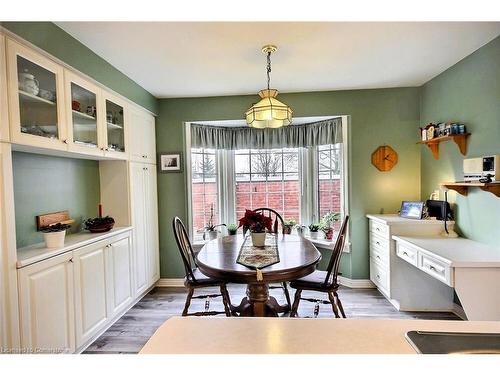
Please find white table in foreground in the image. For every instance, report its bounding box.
[393,236,500,320]
[140,317,500,354]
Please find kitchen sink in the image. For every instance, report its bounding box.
[405,331,500,354]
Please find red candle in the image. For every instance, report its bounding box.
[98,204,103,218]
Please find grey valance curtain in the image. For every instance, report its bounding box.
[190,117,342,150]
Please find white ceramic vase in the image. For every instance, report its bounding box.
[251,232,266,247]
[309,231,323,240]
[44,231,66,248]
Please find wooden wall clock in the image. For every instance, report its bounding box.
[371,145,398,172]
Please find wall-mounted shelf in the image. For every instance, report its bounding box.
[441,182,500,198]
[417,134,470,160]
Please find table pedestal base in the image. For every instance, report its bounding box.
[232,283,289,317]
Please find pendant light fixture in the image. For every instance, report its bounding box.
[245,45,293,128]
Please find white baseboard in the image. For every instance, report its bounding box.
[156,278,184,287]
[156,277,375,289]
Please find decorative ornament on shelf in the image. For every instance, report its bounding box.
[238,209,273,247]
[84,204,115,233]
[371,145,398,172]
[245,45,293,128]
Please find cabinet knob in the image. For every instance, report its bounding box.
[62,139,68,144]
[69,258,73,263]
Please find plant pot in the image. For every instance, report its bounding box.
[283,225,293,235]
[296,227,305,237]
[309,231,323,240]
[87,222,114,233]
[324,227,334,240]
[203,230,218,241]
[44,231,66,248]
[228,229,237,236]
[251,232,266,247]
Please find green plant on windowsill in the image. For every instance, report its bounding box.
[226,224,238,235]
[308,223,323,239]
[202,204,226,240]
[283,219,297,234]
[320,212,340,240]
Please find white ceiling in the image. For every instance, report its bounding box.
[56,22,500,98]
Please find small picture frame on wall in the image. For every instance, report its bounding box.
[159,152,183,173]
[399,201,424,220]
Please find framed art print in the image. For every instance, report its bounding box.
[399,201,424,219]
[159,152,183,173]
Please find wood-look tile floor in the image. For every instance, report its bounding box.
[84,285,460,354]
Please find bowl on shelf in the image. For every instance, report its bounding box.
[84,216,115,233]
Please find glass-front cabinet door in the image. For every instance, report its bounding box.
[65,70,104,156]
[6,38,66,150]
[101,91,127,159]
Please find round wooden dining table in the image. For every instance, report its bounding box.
[196,234,321,317]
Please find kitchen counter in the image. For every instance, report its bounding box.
[17,226,133,268]
[366,214,455,226]
[139,317,500,354]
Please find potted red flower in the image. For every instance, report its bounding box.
[238,209,273,247]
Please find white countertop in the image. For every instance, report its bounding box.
[366,214,454,226]
[140,317,500,354]
[393,235,500,268]
[17,226,133,268]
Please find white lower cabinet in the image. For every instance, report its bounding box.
[17,230,145,353]
[105,237,134,317]
[18,252,75,353]
[73,242,109,349]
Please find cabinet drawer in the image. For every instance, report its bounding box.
[419,253,453,286]
[396,242,418,266]
[369,220,389,239]
[370,232,389,251]
[369,241,389,267]
[370,258,389,293]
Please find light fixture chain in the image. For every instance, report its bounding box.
[266,51,272,90]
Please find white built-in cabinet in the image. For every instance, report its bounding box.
[130,162,160,295]
[5,37,130,159]
[1,31,159,352]
[18,252,76,353]
[18,231,137,353]
[129,107,156,164]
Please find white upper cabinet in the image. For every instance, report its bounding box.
[0,34,10,142]
[64,70,105,157]
[101,90,128,160]
[6,38,67,150]
[129,107,156,164]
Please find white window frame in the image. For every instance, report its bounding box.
[185,116,350,251]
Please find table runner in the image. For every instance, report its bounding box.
[236,234,280,280]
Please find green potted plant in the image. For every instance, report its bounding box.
[41,223,71,248]
[283,219,297,234]
[295,224,306,237]
[202,204,226,241]
[308,223,322,239]
[320,211,340,240]
[238,209,273,247]
[227,224,238,235]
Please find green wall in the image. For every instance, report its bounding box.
[156,87,421,279]
[420,36,500,246]
[0,22,158,114]
[12,152,101,248]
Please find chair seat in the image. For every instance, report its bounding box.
[185,268,225,287]
[289,270,338,291]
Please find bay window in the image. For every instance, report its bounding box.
[187,117,348,244]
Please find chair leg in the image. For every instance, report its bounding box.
[182,287,194,316]
[334,291,346,318]
[290,289,302,317]
[327,291,340,318]
[220,284,232,317]
[282,282,292,307]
